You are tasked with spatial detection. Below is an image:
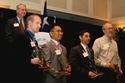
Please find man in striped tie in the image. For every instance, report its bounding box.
[69,30,100,83]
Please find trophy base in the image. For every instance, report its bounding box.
[113,70,121,74]
[38,66,48,69]
[112,66,121,74]
[91,72,104,79]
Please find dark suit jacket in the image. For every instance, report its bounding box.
[5,17,27,44]
[10,31,42,83]
[69,44,96,83]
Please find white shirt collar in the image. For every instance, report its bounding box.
[80,43,88,52]
[51,39,60,45]
[103,35,113,42]
[17,16,23,23]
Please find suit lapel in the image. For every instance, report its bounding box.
[13,17,21,32]
[50,40,65,57]
[23,19,27,30]
[15,17,27,30]
[79,44,86,55]
[14,17,19,23]
[50,40,58,50]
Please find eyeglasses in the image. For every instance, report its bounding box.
[107,27,114,30]
[52,30,63,33]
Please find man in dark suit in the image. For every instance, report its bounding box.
[69,30,98,83]
[5,4,27,46]
[41,23,71,83]
[10,14,43,83]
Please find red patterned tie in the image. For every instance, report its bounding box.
[20,19,24,32]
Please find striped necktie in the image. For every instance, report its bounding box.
[86,46,91,59]
[86,46,93,68]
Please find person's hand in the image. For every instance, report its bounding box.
[67,65,71,73]
[105,63,115,70]
[117,69,123,76]
[31,57,42,65]
[88,71,97,77]
[60,71,71,77]
[43,64,50,72]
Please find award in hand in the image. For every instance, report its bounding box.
[32,40,48,69]
[112,64,121,74]
[57,53,70,71]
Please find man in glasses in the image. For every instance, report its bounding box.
[92,23,123,83]
[41,23,71,83]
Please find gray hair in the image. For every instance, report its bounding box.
[102,22,112,30]
[16,4,26,9]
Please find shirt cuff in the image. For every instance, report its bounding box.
[101,62,107,67]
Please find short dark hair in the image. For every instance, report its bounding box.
[79,30,90,36]
[49,23,61,32]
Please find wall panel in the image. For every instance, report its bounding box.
[93,0,107,18]
[48,0,67,9]
[72,0,88,14]
[112,0,125,18]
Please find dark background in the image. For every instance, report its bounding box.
[0,8,103,55]
[1,8,124,83]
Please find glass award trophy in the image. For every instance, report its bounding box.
[32,40,48,69]
[57,54,69,71]
[86,59,104,79]
[86,59,97,73]
[110,57,121,74]
[112,64,121,74]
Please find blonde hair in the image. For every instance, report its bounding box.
[26,14,41,23]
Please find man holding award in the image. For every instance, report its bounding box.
[92,23,123,83]
[69,30,102,83]
[41,23,71,83]
[11,14,45,83]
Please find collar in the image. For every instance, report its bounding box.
[26,30,34,40]
[51,39,60,45]
[103,35,113,42]
[80,43,88,52]
[17,16,23,23]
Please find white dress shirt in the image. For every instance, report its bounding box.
[17,16,25,29]
[92,35,121,68]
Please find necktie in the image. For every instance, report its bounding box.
[86,47,91,59]
[57,43,64,71]
[57,43,62,53]
[20,19,24,32]
[86,46,92,68]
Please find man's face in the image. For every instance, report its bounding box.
[31,16,42,33]
[79,32,90,45]
[103,23,114,38]
[50,26,63,42]
[16,5,27,18]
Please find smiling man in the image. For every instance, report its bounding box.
[5,4,27,47]
[41,23,71,83]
